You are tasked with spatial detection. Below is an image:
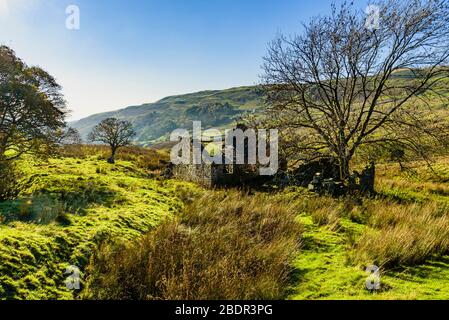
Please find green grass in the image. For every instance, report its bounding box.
[289,215,449,300]
[3,151,449,300]
[288,215,368,300]
[0,156,194,299]
[286,157,449,300]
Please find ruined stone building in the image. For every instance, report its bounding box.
[171,125,262,187]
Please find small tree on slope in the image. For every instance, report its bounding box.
[88,118,136,164]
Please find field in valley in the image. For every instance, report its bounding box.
[1,147,449,300]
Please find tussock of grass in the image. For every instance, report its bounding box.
[310,206,341,231]
[353,201,449,268]
[83,190,302,300]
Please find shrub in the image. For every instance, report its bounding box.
[83,190,302,300]
[17,194,68,224]
[0,161,22,201]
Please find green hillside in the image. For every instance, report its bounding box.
[71,71,449,147]
[3,148,449,299]
[71,86,264,146]
[0,149,194,299]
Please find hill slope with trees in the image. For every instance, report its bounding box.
[70,86,264,146]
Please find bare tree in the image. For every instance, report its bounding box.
[88,118,136,163]
[260,0,449,179]
[0,46,67,162]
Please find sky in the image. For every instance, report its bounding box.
[0,0,366,121]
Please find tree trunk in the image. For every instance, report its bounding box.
[337,144,351,181]
[108,147,117,164]
[338,156,350,181]
[337,126,351,181]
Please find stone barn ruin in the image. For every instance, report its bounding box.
[166,124,375,193]
[168,125,272,188]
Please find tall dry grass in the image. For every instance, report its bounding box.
[353,201,449,268]
[279,187,449,270]
[83,190,302,300]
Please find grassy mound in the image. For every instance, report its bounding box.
[0,156,193,299]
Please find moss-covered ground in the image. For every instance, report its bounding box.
[0,156,193,299]
[2,153,449,300]
[289,215,449,300]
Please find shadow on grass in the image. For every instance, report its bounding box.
[389,255,449,283]
[0,182,119,225]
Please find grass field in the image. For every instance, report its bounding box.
[0,153,193,299]
[1,148,449,300]
[288,158,449,299]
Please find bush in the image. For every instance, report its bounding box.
[17,194,69,225]
[0,161,22,201]
[83,190,303,300]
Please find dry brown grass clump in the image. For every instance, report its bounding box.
[310,206,341,231]
[353,201,449,268]
[283,184,449,270]
[83,190,302,300]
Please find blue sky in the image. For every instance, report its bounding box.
[1,0,365,120]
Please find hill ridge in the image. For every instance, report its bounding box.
[71,85,263,146]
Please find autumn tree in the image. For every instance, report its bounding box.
[260,0,449,180]
[88,118,136,163]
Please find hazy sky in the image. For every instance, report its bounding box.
[1,0,365,120]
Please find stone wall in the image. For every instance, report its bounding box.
[172,163,261,188]
[172,163,214,187]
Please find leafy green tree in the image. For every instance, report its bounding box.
[88,118,136,163]
[0,46,67,162]
[0,161,22,200]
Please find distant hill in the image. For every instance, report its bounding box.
[70,86,264,146]
[71,69,449,147]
